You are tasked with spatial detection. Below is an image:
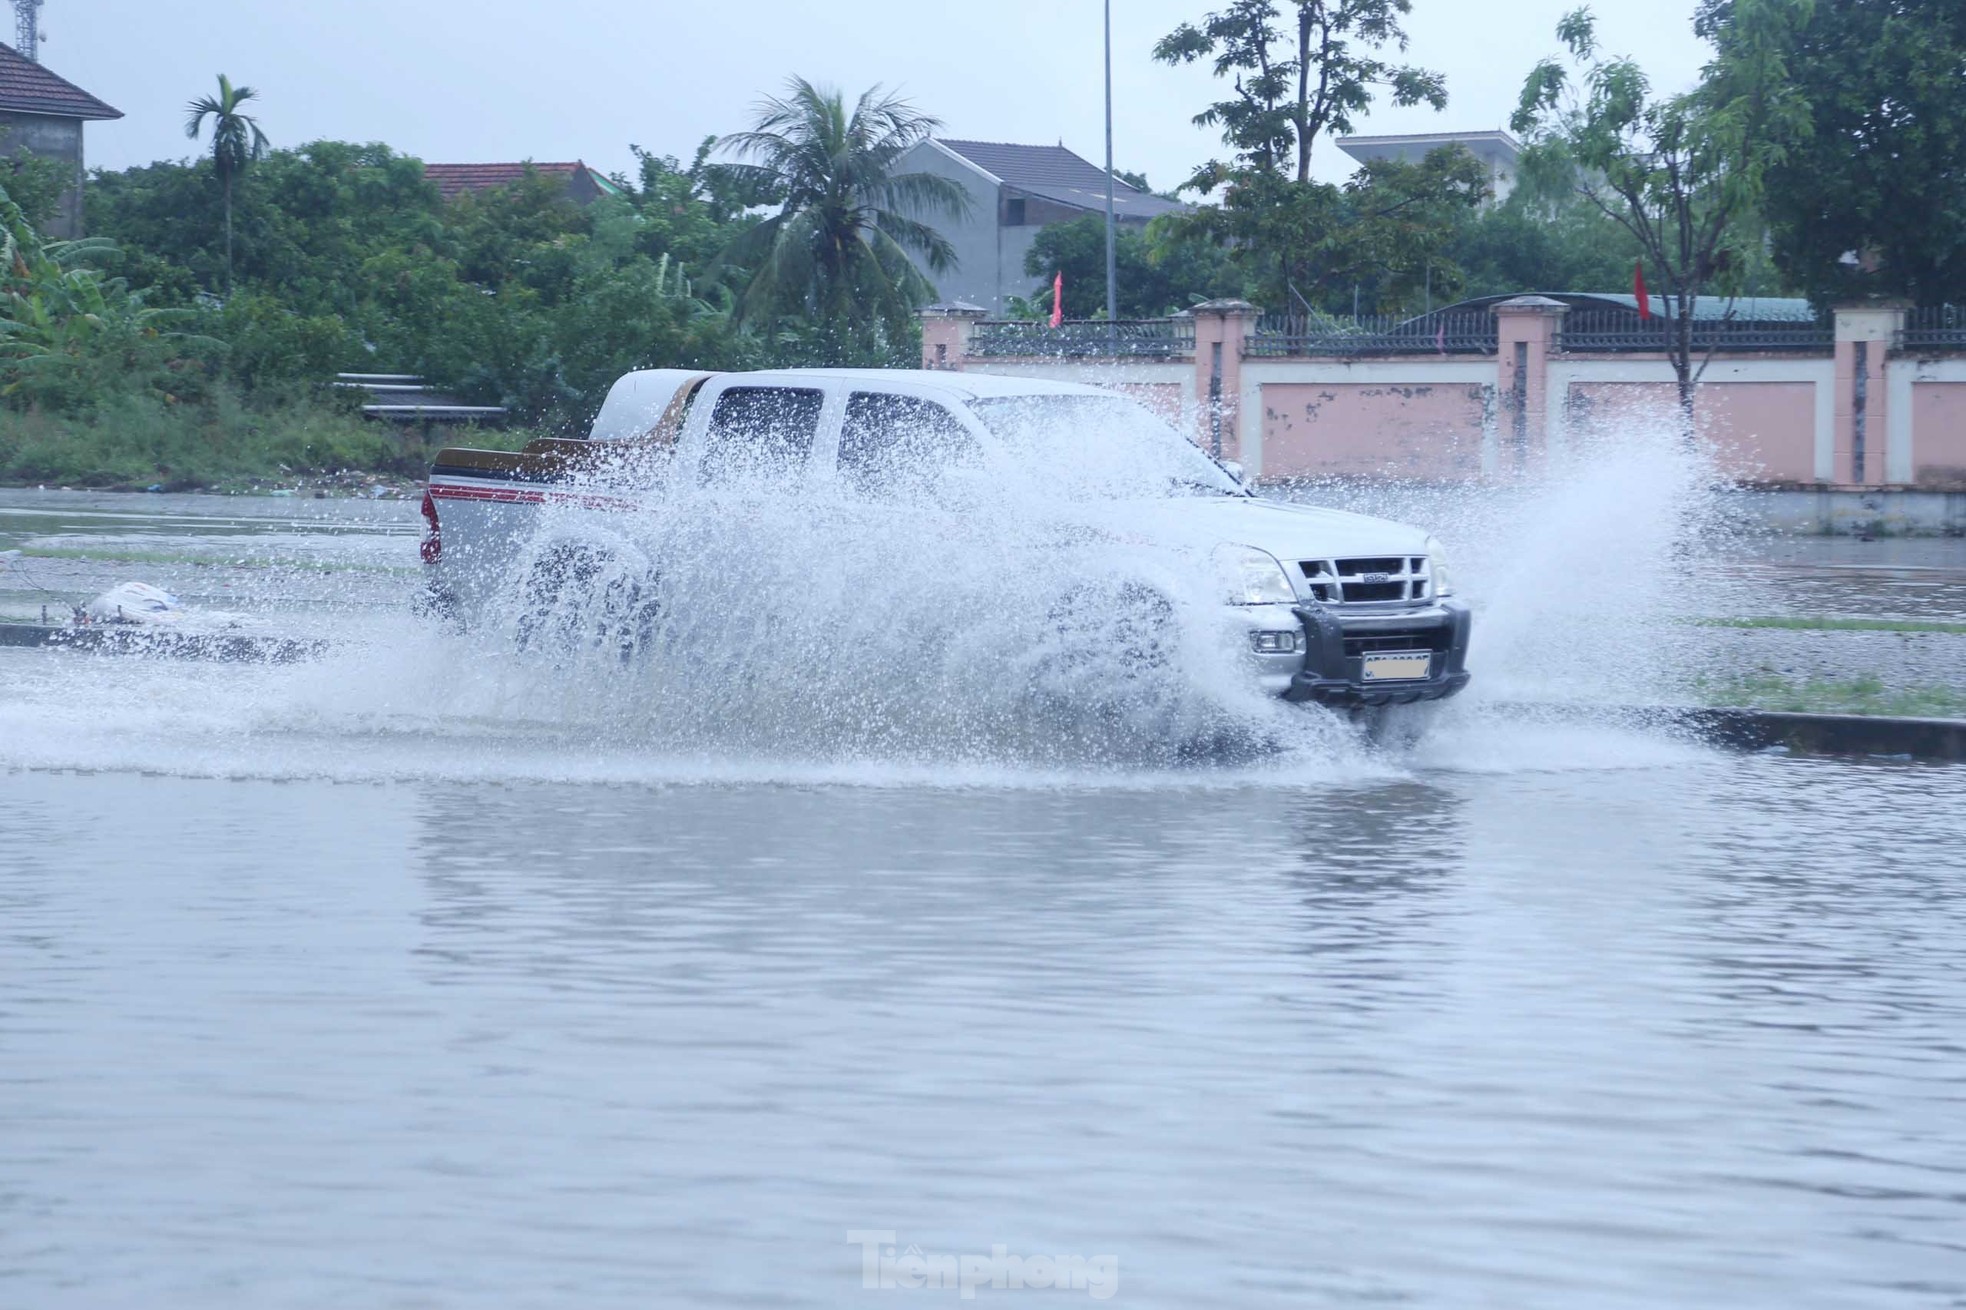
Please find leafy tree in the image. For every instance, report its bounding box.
[1728,0,1966,307]
[184,75,271,289]
[627,143,751,283]
[1174,145,1484,314]
[0,131,69,230]
[716,77,968,359]
[1512,3,1813,422]
[1450,196,1647,298]
[1153,0,1446,186]
[1,184,211,413]
[1021,215,1243,317]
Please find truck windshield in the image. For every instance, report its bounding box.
[969,395,1243,499]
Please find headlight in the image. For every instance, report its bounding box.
[1215,544,1296,606]
[1425,536,1454,597]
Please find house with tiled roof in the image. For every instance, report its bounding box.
[0,40,121,238]
[897,137,1190,314]
[423,160,623,206]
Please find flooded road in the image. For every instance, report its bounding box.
[2,489,1963,1307]
[5,761,1962,1308]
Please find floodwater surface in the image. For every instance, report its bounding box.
[1,485,1962,1308]
[3,760,1962,1308]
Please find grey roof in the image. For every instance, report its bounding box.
[936,138,1188,220]
[0,41,121,120]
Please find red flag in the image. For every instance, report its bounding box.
[1050,270,1064,327]
[1634,261,1652,321]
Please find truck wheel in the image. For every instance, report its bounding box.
[1038,580,1177,688]
[1351,702,1434,749]
[513,544,658,662]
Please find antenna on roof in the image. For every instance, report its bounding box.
[13,0,43,62]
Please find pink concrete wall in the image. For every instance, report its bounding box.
[1911,382,1966,488]
[1566,381,1818,482]
[1104,382,1185,430]
[1261,382,1488,479]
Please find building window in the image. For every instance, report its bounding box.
[1004,197,1026,227]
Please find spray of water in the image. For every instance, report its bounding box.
[0,406,1734,784]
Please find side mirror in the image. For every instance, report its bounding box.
[1220,459,1246,484]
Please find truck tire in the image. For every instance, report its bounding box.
[1350,702,1436,749]
[513,543,658,662]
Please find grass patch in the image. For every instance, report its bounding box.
[1,387,538,490]
[1699,616,1966,635]
[1696,672,1966,718]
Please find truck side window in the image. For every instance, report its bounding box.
[837,393,980,497]
[700,387,824,482]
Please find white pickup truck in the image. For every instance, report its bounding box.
[420,368,1471,714]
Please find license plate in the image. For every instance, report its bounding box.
[1361,651,1433,682]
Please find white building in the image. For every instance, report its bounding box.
[1336,130,1521,207]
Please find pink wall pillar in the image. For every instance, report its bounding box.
[1832,305,1903,485]
[918,305,986,371]
[1189,299,1259,460]
[1491,296,1568,471]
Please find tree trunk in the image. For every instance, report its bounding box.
[1672,305,1697,439]
[222,171,234,292]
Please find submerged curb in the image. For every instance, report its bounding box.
[1498,701,1966,764]
[0,622,325,664]
[1673,707,1966,763]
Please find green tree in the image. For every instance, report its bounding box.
[1512,3,1813,422]
[0,183,210,414]
[1173,145,1484,314]
[1021,215,1242,317]
[0,131,68,231]
[716,77,968,359]
[1729,0,1966,306]
[183,74,270,289]
[1153,0,1446,187]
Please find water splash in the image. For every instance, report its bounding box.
[0,410,1734,784]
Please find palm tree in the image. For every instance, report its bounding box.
[718,78,967,352]
[184,75,270,290]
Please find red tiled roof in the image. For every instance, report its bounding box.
[423,161,585,201]
[0,41,121,120]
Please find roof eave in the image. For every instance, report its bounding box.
[0,100,122,121]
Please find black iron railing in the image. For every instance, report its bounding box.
[970,318,1195,358]
[1898,306,1966,351]
[1556,308,1833,353]
[1245,311,1498,357]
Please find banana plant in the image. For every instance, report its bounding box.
[1,184,215,394]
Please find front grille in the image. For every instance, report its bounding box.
[1345,627,1452,657]
[1300,555,1432,605]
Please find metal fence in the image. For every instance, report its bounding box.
[1898,306,1966,351]
[1556,309,1833,353]
[969,319,1196,358]
[1245,311,1498,357]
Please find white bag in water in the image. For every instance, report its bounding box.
[85,582,185,625]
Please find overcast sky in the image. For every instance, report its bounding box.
[57,0,1708,191]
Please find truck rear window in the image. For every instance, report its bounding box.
[700,387,824,481]
[837,393,980,496]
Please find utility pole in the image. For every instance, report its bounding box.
[1103,0,1117,325]
[13,0,42,62]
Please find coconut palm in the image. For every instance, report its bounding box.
[184,75,270,290]
[718,78,967,350]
